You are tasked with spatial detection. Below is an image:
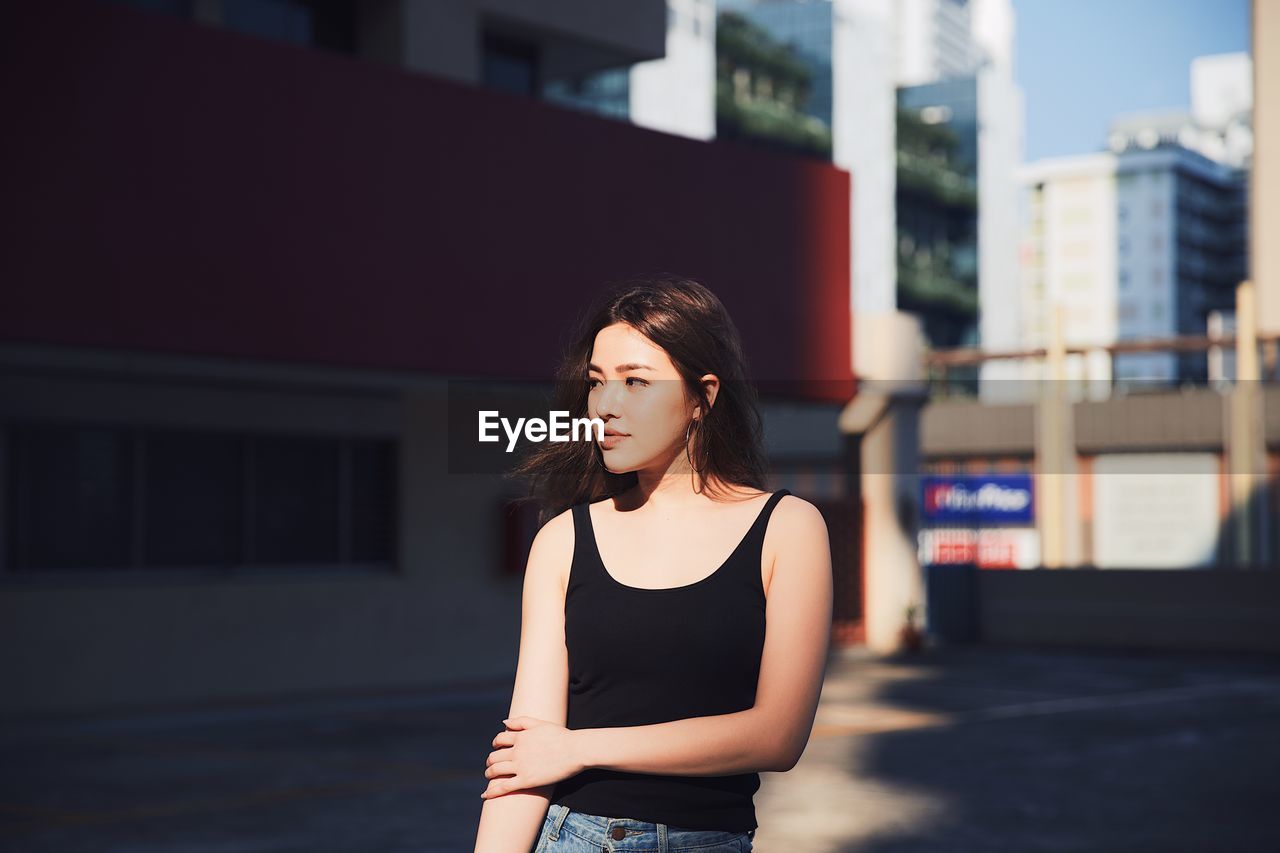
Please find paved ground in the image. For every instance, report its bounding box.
[3,643,1279,852]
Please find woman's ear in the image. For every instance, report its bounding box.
[700,374,719,412]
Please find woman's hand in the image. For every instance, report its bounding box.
[481,716,585,799]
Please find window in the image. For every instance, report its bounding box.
[114,0,357,53]
[1063,272,1092,290]
[482,34,539,96]
[144,430,243,566]
[1061,206,1093,225]
[5,424,397,573]
[251,436,341,563]
[8,425,135,570]
[1063,240,1093,259]
[222,0,314,45]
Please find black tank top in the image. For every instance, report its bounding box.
[549,489,792,832]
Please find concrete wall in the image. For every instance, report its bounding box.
[0,351,855,715]
[978,568,1280,654]
[366,0,665,85]
[921,388,1280,570]
[0,355,531,715]
[1,1,853,392]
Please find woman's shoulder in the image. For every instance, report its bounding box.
[769,491,828,537]
[528,505,576,591]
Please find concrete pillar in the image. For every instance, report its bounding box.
[1036,304,1080,567]
[839,312,928,653]
[1254,0,1279,336]
[1226,280,1267,565]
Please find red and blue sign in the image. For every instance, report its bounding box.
[922,474,1035,524]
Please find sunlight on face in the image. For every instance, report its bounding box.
[587,323,696,475]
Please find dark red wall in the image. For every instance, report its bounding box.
[1,1,854,400]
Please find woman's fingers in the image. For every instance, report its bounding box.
[481,776,517,798]
[484,759,516,779]
[486,745,515,766]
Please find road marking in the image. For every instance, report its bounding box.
[811,677,1280,740]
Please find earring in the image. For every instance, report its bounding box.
[685,418,698,470]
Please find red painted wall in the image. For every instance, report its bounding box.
[0,2,854,400]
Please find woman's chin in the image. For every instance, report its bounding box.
[600,448,638,472]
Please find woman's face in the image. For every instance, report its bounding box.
[586,323,712,475]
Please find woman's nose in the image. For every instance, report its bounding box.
[595,379,624,416]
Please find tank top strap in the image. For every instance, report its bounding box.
[568,500,606,591]
[723,488,792,592]
[749,488,791,540]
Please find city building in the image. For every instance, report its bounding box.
[896,77,980,351]
[1105,52,1253,171]
[1017,145,1247,389]
[545,0,719,140]
[893,0,1022,391]
[892,0,980,86]
[1006,52,1252,393]
[0,0,858,713]
[713,0,1022,383]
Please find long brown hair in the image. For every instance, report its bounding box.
[507,274,770,525]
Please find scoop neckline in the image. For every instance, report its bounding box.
[582,491,785,593]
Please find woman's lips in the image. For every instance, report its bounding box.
[600,434,628,449]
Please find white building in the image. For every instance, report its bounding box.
[1016,146,1246,392]
[1190,52,1253,169]
[1004,51,1253,397]
[892,0,980,86]
[629,0,719,140]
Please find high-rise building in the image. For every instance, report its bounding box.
[892,0,979,86]
[892,0,1023,390]
[1106,52,1253,170]
[714,2,834,158]
[1017,146,1246,389]
[546,0,719,140]
[896,78,980,350]
[1007,52,1252,394]
[712,0,1022,385]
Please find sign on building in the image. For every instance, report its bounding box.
[1091,453,1220,568]
[919,474,1037,568]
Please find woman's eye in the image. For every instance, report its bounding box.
[586,377,645,388]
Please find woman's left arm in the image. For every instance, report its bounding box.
[482,498,833,794]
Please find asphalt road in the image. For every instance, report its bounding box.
[3,643,1278,852]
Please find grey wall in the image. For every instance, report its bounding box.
[977,568,1280,654]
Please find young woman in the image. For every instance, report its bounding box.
[472,275,832,853]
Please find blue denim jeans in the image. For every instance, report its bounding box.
[532,803,754,852]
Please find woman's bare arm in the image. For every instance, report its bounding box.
[473,508,573,853]
[569,497,832,776]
